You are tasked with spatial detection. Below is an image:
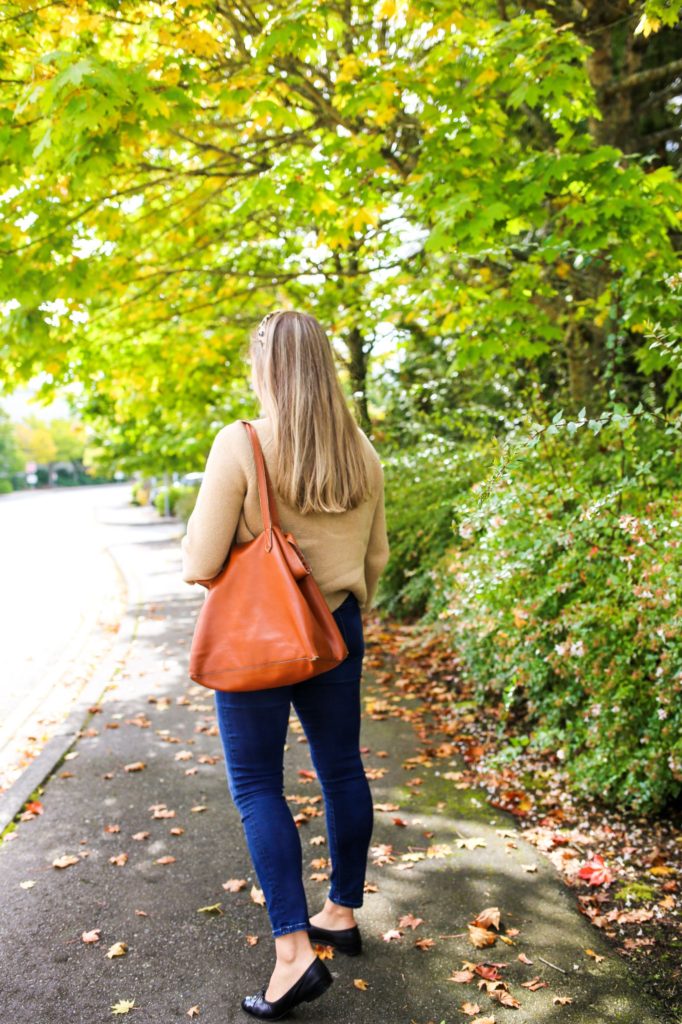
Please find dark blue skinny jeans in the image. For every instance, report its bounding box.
[214,591,374,938]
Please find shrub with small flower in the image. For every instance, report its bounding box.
[427,404,682,812]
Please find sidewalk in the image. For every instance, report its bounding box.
[0,506,665,1024]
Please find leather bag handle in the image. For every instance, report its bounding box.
[241,420,281,550]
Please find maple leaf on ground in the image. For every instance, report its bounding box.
[449,969,475,983]
[354,978,369,990]
[553,996,573,1005]
[398,913,423,930]
[577,854,614,887]
[246,935,259,946]
[488,987,521,1008]
[382,928,403,942]
[584,948,605,962]
[187,1006,200,1017]
[111,999,136,1014]
[124,761,146,772]
[313,943,335,959]
[106,941,128,958]
[517,953,533,965]
[415,938,436,950]
[468,925,497,949]
[154,855,176,865]
[456,837,487,850]
[460,1002,481,1016]
[472,907,500,931]
[197,903,223,914]
[223,878,247,892]
[82,929,101,943]
[52,854,80,869]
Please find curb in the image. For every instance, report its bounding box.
[0,534,148,836]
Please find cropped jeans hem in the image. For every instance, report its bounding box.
[329,893,363,909]
[272,920,312,939]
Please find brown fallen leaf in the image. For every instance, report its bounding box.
[472,907,500,931]
[488,988,520,1009]
[52,854,80,869]
[124,761,146,772]
[134,909,148,916]
[382,928,403,942]
[250,885,266,906]
[521,977,547,991]
[517,953,533,965]
[415,938,435,950]
[449,969,475,983]
[553,996,573,1005]
[155,855,176,865]
[187,1007,200,1018]
[354,978,369,990]
[471,1018,496,1024]
[223,878,247,892]
[246,935,259,946]
[109,853,128,866]
[132,831,150,841]
[310,835,326,846]
[310,872,329,882]
[374,803,400,812]
[585,948,605,962]
[398,913,423,930]
[104,824,121,833]
[460,1002,481,1016]
[191,804,207,813]
[456,837,487,850]
[468,925,497,949]
[82,929,101,943]
[313,943,335,959]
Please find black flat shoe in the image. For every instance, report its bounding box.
[241,955,333,1020]
[306,922,362,956]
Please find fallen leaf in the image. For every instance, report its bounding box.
[461,1002,481,1016]
[187,1007,200,1018]
[124,761,146,772]
[457,837,487,850]
[250,885,266,906]
[553,996,573,1005]
[382,928,403,942]
[82,929,101,943]
[488,988,520,1008]
[109,853,128,866]
[106,941,128,958]
[354,978,369,990]
[471,1018,496,1024]
[313,943,335,959]
[584,948,605,962]
[246,935,259,946]
[223,878,247,892]
[398,913,423,930]
[578,855,613,887]
[520,864,537,873]
[450,969,475,983]
[155,855,176,865]
[472,907,500,931]
[197,903,223,914]
[111,999,135,1014]
[415,938,435,950]
[521,977,547,991]
[52,855,80,869]
[517,953,533,965]
[132,831,149,841]
[191,805,207,813]
[468,925,496,949]
[19,880,36,889]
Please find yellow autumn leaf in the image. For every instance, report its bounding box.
[476,67,499,86]
[111,999,136,1014]
[106,941,128,958]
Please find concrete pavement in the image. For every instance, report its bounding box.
[0,504,666,1023]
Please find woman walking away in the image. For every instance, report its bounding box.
[180,310,390,1020]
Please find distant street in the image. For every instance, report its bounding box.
[0,483,167,791]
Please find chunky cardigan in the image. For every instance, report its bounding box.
[180,417,390,614]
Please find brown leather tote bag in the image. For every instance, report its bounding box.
[188,420,349,691]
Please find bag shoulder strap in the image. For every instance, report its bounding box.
[240,420,281,547]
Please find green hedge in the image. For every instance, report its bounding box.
[424,405,682,812]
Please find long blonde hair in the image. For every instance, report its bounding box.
[248,310,371,514]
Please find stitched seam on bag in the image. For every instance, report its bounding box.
[195,656,337,677]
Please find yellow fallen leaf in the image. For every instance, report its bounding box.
[456,837,487,850]
[354,978,369,990]
[106,941,128,958]
[197,902,223,914]
[585,948,605,962]
[111,999,135,1014]
[20,880,36,889]
[460,1001,481,1016]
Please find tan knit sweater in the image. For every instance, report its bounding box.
[180,417,390,614]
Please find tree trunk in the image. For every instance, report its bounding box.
[345,325,371,432]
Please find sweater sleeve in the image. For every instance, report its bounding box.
[362,461,390,611]
[181,422,247,586]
